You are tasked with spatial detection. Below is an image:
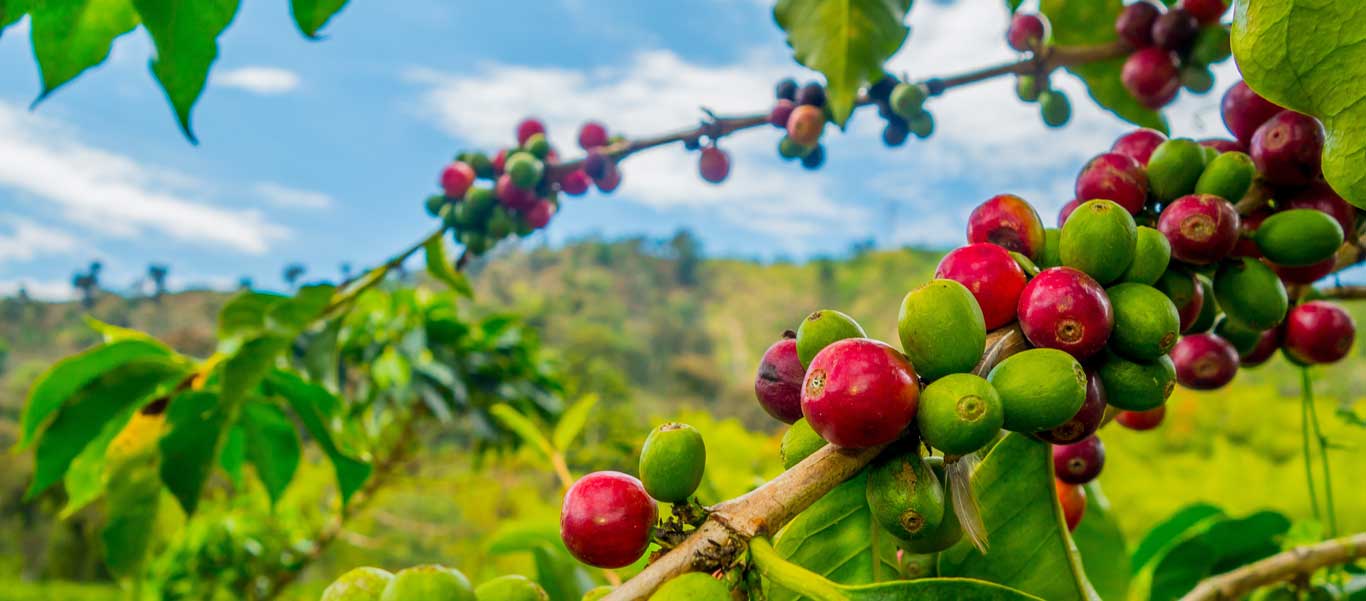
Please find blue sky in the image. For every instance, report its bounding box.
[0,1,1259,299]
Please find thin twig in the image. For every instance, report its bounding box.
[1178,532,1366,601]
[1319,285,1366,300]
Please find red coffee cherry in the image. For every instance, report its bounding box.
[1038,370,1107,445]
[1017,267,1115,360]
[1116,405,1167,430]
[1240,326,1281,367]
[1221,81,1282,146]
[934,242,1029,330]
[1199,138,1245,154]
[578,121,609,150]
[754,335,805,424]
[698,147,731,184]
[1182,0,1229,24]
[524,200,556,229]
[769,100,796,128]
[1056,480,1087,531]
[1251,111,1324,186]
[1122,48,1181,109]
[1075,152,1149,215]
[560,169,592,196]
[516,118,546,146]
[1171,333,1239,390]
[801,338,920,448]
[1157,194,1240,265]
[1282,301,1356,365]
[1270,258,1337,286]
[1053,435,1106,485]
[966,193,1047,260]
[560,471,656,568]
[1111,128,1168,165]
[1007,13,1049,52]
[1116,1,1162,49]
[440,161,476,198]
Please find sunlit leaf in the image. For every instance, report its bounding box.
[426,236,474,298]
[83,315,162,344]
[489,403,553,458]
[1142,511,1290,601]
[101,410,163,580]
[29,0,139,99]
[220,424,245,486]
[1129,503,1224,574]
[131,0,241,141]
[218,290,286,347]
[20,338,172,448]
[267,283,337,332]
[551,394,597,451]
[241,400,301,505]
[1041,0,1168,132]
[769,473,898,601]
[59,404,137,518]
[265,369,371,503]
[158,390,229,515]
[290,0,347,38]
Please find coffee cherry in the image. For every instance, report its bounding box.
[867,447,946,540]
[1238,326,1281,367]
[1116,405,1166,430]
[769,99,796,128]
[882,119,910,147]
[1251,111,1324,186]
[475,575,549,601]
[1053,435,1105,485]
[1221,81,1282,145]
[516,118,546,146]
[1111,128,1168,165]
[796,309,867,367]
[1038,370,1107,445]
[1120,226,1173,286]
[1152,8,1199,53]
[1181,65,1214,94]
[1108,283,1181,360]
[639,423,706,503]
[796,82,826,107]
[524,133,551,159]
[989,348,1088,433]
[1007,13,1049,52]
[1199,138,1245,154]
[560,471,656,568]
[1171,333,1239,390]
[381,566,473,601]
[1283,301,1356,364]
[579,121,609,150]
[1270,257,1337,286]
[650,573,729,601]
[1182,0,1228,24]
[1018,267,1114,360]
[800,144,826,170]
[491,149,510,176]
[583,151,610,180]
[1148,138,1207,201]
[897,279,986,381]
[755,335,805,424]
[1122,48,1181,109]
[595,163,622,193]
[935,243,1028,330]
[506,153,544,189]
[775,78,799,102]
[916,373,1005,455]
[1115,1,1161,49]
[801,338,920,448]
[868,75,899,102]
[441,161,476,198]
[1157,194,1240,265]
[1189,27,1232,65]
[1039,89,1071,127]
[890,83,928,119]
[1284,182,1357,236]
[1075,152,1149,215]
[524,200,556,229]
[560,169,592,196]
[967,194,1047,260]
[1194,150,1256,202]
[496,174,538,211]
[1056,480,1086,531]
[908,111,935,139]
[1188,275,1220,333]
[425,194,447,218]
[1016,75,1042,102]
[778,136,812,159]
[1060,200,1137,285]
[1255,209,1343,267]
[1058,198,1081,227]
[323,567,393,601]
[1098,348,1176,411]
[698,147,730,184]
[786,105,826,146]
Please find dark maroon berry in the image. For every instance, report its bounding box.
[560,471,656,568]
[1182,0,1228,24]
[1271,257,1336,285]
[1007,13,1049,52]
[1157,194,1240,265]
[1152,8,1199,53]
[1221,81,1283,145]
[1111,128,1168,165]
[682,135,702,151]
[966,194,1047,260]
[1075,152,1149,215]
[801,145,826,170]
[1017,267,1115,360]
[1053,435,1105,485]
[882,118,909,147]
[516,118,546,146]
[1172,333,1239,389]
[1039,371,1107,445]
[698,147,730,183]
[595,163,622,193]
[1283,301,1356,364]
[1232,207,1270,258]
[1284,182,1357,235]
[796,82,826,107]
[769,100,796,128]
[755,335,804,423]
[868,76,898,102]
[578,121,609,150]
[1116,1,1161,48]
[1116,406,1166,430]
[1199,138,1246,154]
[775,78,798,101]
[1251,111,1324,186]
[1122,48,1181,109]
[1240,326,1281,367]
[583,151,609,180]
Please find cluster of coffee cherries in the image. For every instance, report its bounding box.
[1116,0,1233,108]
[867,75,936,147]
[426,118,623,256]
[767,78,831,168]
[1005,13,1072,127]
[318,563,550,601]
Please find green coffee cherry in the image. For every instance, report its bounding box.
[1213,258,1288,330]
[1253,209,1344,267]
[1194,151,1256,202]
[897,279,986,381]
[1106,283,1180,360]
[1060,199,1137,284]
[475,575,548,601]
[778,136,812,160]
[1148,139,1207,202]
[648,573,729,601]
[1097,350,1175,411]
[523,133,551,159]
[909,111,935,139]
[425,194,448,217]
[1016,75,1041,102]
[890,83,928,119]
[795,309,866,367]
[1181,65,1214,94]
[506,154,544,188]
[902,457,963,553]
[916,373,1005,455]
[1039,89,1071,127]
[1119,226,1172,286]
[866,447,945,540]
[381,565,474,601]
[639,423,706,503]
[323,567,395,601]
[781,419,826,469]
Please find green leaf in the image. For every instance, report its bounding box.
[158,390,229,515]
[220,425,245,486]
[301,317,342,389]
[101,412,162,580]
[937,434,1100,601]
[218,290,286,346]
[769,473,899,601]
[221,335,289,407]
[1141,511,1291,601]
[267,283,337,333]
[20,338,171,448]
[1071,482,1129,601]
[84,315,161,344]
[130,0,241,142]
[1232,1,1366,209]
[59,404,137,518]
[265,369,371,503]
[773,0,912,126]
[2,0,31,34]
[551,393,597,451]
[1041,0,1169,132]
[240,400,301,505]
[371,346,411,391]
[26,357,187,498]
[486,520,595,601]
[1005,0,1023,14]
[425,236,474,298]
[29,0,139,100]
[290,0,347,38]
[489,404,553,458]
[1129,503,1225,573]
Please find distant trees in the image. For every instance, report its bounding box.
[147,264,169,300]
[71,261,102,308]
[282,263,306,289]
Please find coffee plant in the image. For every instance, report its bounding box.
[9,0,1366,600]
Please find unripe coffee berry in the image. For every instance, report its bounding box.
[638,423,706,503]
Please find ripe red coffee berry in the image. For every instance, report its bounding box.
[1199,138,1246,154]
[755,335,805,423]
[1271,258,1337,286]
[1221,81,1282,145]
[1284,182,1357,236]
[560,170,592,196]
[1182,0,1228,24]
[1251,111,1324,186]
[769,100,796,128]
[1058,198,1081,227]
[560,471,656,568]
[1171,333,1239,390]
[496,174,538,211]
[492,149,509,176]
[698,147,730,184]
[578,121,609,150]
[1157,194,1240,265]
[1122,48,1181,109]
[595,164,622,193]
[1115,1,1161,49]
[800,338,920,448]
[966,194,1047,260]
[1152,8,1199,53]
[1017,267,1114,360]
[1075,152,1149,215]
[1053,435,1105,485]
[1240,326,1281,367]
[1283,301,1356,364]
[440,161,476,198]
[787,105,826,147]
[525,200,556,229]
[1038,370,1107,445]
[1007,13,1049,52]
[934,242,1028,330]
[1111,128,1167,165]
[1116,406,1166,430]
[516,118,546,146]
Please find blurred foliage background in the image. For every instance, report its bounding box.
[1,232,1363,599]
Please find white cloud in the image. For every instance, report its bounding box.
[0,278,76,302]
[254,182,334,210]
[0,102,289,254]
[214,66,301,95]
[0,215,81,262]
